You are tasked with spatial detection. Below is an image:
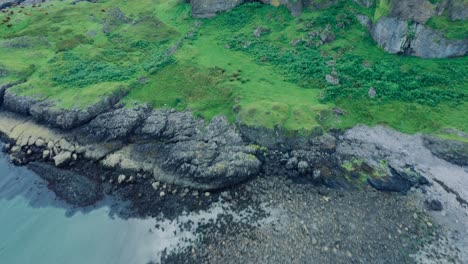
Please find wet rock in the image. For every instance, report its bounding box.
[425,199,443,211]
[34,138,45,147]
[298,161,309,175]
[42,149,50,159]
[28,162,102,207]
[117,174,126,184]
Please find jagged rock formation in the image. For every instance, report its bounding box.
[357,0,468,58]
[0,83,261,190]
[358,15,467,58]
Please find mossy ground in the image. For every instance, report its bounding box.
[0,0,466,137]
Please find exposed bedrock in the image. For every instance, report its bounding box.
[2,87,127,129]
[358,15,468,58]
[1,80,466,193]
[0,97,262,190]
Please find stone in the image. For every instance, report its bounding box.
[160,191,166,197]
[286,157,298,170]
[26,149,32,155]
[151,182,159,190]
[117,174,126,184]
[253,26,270,38]
[42,149,50,159]
[325,74,340,85]
[59,138,75,152]
[53,151,72,167]
[368,87,376,98]
[47,141,54,149]
[319,31,335,43]
[11,145,20,152]
[35,138,45,147]
[424,199,443,211]
[72,153,78,160]
[298,161,309,174]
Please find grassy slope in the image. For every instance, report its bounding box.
[0,0,466,137]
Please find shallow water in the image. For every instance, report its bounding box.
[0,144,247,264]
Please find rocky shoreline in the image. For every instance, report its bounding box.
[1,79,467,201]
[1,81,468,262]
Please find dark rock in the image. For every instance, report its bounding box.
[423,135,468,166]
[368,166,428,193]
[2,88,39,115]
[83,106,148,141]
[3,87,127,129]
[28,162,102,207]
[424,199,443,211]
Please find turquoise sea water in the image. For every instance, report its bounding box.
[0,145,199,264]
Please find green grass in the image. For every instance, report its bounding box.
[374,0,393,22]
[426,15,468,39]
[0,0,466,138]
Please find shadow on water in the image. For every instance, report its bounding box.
[0,142,135,219]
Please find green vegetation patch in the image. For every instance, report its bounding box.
[0,0,466,137]
[426,15,468,39]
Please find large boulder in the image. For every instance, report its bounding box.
[423,135,468,166]
[82,106,148,141]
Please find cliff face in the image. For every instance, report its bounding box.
[358,0,468,58]
[190,0,467,58]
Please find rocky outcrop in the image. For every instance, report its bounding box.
[0,99,262,190]
[355,0,468,58]
[2,87,127,129]
[358,15,468,58]
[191,0,245,18]
[423,135,468,166]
